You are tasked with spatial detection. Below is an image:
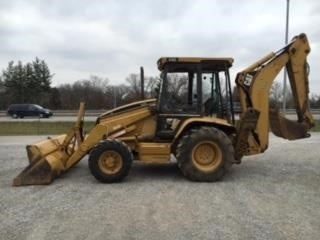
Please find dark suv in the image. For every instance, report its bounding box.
[7,104,53,118]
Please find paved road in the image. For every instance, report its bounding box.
[0,115,97,122]
[0,134,319,240]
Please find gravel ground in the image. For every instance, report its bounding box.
[0,134,319,240]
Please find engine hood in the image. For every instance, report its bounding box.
[96,98,157,123]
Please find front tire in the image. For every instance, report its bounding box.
[88,140,133,183]
[176,127,234,182]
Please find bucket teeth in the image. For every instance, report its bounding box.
[12,158,57,186]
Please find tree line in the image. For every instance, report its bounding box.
[1,58,320,110]
[0,58,52,108]
[0,58,159,110]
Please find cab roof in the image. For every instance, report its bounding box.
[157,57,234,71]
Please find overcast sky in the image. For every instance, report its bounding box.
[0,0,319,94]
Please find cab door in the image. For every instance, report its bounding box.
[156,64,201,140]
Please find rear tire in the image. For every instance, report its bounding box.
[176,127,234,182]
[12,113,18,119]
[88,140,133,183]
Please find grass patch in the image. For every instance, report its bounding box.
[0,121,95,136]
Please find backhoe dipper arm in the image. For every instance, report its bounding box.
[234,33,314,160]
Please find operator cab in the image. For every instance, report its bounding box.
[156,57,235,140]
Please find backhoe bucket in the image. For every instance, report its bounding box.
[269,109,310,140]
[13,103,85,186]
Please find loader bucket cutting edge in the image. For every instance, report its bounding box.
[13,157,58,186]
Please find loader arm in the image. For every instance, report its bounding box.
[234,33,314,160]
[13,102,155,186]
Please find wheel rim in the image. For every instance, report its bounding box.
[192,141,222,172]
[98,150,123,174]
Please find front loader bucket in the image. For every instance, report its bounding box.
[12,135,67,186]
[13,103,86,187]
[269,109,311,140]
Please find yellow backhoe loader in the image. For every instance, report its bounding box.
[13,33,314,186]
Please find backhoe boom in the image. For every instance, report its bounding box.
[235,33,314,160]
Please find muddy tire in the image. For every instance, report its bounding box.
[88,140,133,183]
[176,127,234,182]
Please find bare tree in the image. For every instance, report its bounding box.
[125,74,161,101]
[57,75,110,109]
[269,81,295,109]
[105,84,131,108]
[166,73,188,99]
[125,74,141,101]
[270,82,283,108]
[144,76,160,98]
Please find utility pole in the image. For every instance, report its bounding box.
[282,0,290,112]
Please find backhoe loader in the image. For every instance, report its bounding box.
[13,33,314,186]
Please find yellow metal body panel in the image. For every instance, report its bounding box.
[26,135,66,163]
[98,98,156,120]
[174,116,234,141]
[249,53,289,152]
[138,143,171,163]
[100,108,156,139]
